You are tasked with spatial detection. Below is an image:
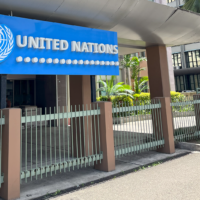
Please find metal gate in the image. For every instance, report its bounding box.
[112,99,164,157]
[20,105,103,182]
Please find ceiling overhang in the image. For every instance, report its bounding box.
[0,0,200,54]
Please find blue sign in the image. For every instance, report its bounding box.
[0,14,119,75]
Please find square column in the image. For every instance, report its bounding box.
[146,46,171,98]
[0,108,21,200]
[69,75,92,157]
[146,46,175,154]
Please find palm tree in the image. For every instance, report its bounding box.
[182,0,200,13]
[134,76,149,94]
[97,76,134,101]
[130,56,147,93]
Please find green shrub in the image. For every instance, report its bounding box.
[96,96,115,102]
[96,96,108,101]
[133,92,186,103]
[170,91,186,103]
[112,95,133,107]
[133,92,150,101]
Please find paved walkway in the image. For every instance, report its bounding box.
[52,152,200,200]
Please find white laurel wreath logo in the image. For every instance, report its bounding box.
[0,25,14,62]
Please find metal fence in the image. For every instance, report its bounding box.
[171,97,200,142]
[20,104,102,182]
[112,99,164,157]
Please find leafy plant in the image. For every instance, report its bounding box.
[97,76,134,100]
[183,0,200,13]
[134,76,149,94]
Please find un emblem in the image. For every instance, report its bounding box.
[0,25,14,63]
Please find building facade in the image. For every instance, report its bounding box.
[167,0,200,92]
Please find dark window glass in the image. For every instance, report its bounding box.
[175,75,185,92]
[172,53,182,69]
[185,50,200,68]
[14,80,35,106]
[167,0,175,3]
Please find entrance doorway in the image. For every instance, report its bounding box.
[6,79,35,107]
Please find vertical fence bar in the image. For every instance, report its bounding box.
[93,104,97,163]
[78,105,82,168]
[25,109,27,182]
[96,103,101,163]
[63,106,66,172]
[45,107,47,177]
[58,107,61,172]
[50,107,52,176]
[86,104,90,166]
[90,104,94,165]
[75,105,79,169]
[31,109,32,181]
[82,105,86,167]
[40,108,42,179]
[36,108,38,180]
[54,107,57,174]
[71,105,74,170]
[67,106,70,170]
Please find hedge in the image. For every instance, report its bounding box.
[97,92,186,104]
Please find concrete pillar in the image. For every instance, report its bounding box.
[166,47,176,91]
[0,108,21,200]
[70,75,92,157]
[146,46,171,99]
[0,75,7,109]
[146,46,175,154]
[94,102,115,172]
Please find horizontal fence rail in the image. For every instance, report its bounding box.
[112,99,164,157]
[171,97,200,142]
[20,104,102,182]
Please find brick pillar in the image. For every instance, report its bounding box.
[0,108,21,200]
[93,102,115,172]
[154,97,175,154]
[146,46,175,154]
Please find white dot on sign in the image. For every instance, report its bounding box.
[90,60,94,65]
[78,60,83,65]
[16,56,23,62]
[105,61,110,66]
[60,59,65,64]
[24,57,31,63]
[46,58,52,64]
[110,61,114,66]
[32,57,38,63]
[66,59,71,64]
[95,60,99,65]
[84,60,89,65]
[39,58,45,63]
[100,61,105,66]
[53,58,59,64]
[72,59,78,65]
[115,61,119,66]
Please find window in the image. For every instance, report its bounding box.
[140,52,145,57]
[185,50,200,68]
[167,0,175,3]
[172,53,182,69]
[175,76,185,92]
